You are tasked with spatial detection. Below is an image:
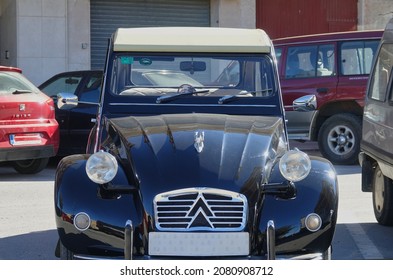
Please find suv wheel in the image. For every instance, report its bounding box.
[372,165,393,226]
[12,158,49,174]
[318,113,361,165]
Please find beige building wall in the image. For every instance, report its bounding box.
[0,0,90,85]
[358,0,393,30]
[211,0,256,28]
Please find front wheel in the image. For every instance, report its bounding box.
[322,246,332,260]
[318,114,361,165]
[12,157,49,174]
[59,241,74,260]
[372,165,393,226]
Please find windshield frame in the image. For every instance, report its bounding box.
[107,52,279,100]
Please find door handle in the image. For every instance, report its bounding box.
[316,88,328,94]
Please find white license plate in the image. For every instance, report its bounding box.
[148,232,249,256]
[9,134,42,146]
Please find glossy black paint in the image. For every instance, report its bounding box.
[55,113,338,258]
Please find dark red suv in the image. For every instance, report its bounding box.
[274,30,383,164]
[0,66,59,174]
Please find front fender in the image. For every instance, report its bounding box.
[54,154,144,257]
[258,155,338,255]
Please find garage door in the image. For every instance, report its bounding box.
[90,0,211,69]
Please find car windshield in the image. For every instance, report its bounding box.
[0,71,40,95]
[110,54,277,98]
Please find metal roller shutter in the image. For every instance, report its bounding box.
[90,0,211,69]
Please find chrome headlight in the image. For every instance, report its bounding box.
[86,150,118,184]
[279,150,311,182]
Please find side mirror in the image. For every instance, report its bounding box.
[292,95,317,112]
[57,92,78,110]
[57,92,100,110]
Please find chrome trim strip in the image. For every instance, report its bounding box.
[267,220,276,260]
[124,220,133,260]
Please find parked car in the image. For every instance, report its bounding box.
[38,70,102,156]
[0,66,59,174]
[273,30,383,165]
[54,27,338,260]
[360,18,393,226]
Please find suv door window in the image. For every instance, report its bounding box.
[369,43,393,101]
[340,40,379,76]
[285,44,335,78]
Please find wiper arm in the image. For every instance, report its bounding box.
[218,89,273,104]
[12,89,32,95]
[156,84,209,104]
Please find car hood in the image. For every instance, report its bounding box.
[106,113,287,199]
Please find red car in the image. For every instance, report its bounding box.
[0,66,59,174]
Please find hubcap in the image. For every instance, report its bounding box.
[327,125,355,156]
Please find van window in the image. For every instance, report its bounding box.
[369,43,393,101]
[285,44,335,78]
[340,40,379,76]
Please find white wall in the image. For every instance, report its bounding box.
[0,0,17,67]
[358,0,393,30]
[211,0,255,28]
[1,0,90,85]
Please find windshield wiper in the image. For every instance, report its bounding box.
[12,89,32,95]
[156,84,209,104]
[218,89,273,104]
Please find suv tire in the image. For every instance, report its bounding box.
[318,113,361,165]
[372,165,393,226]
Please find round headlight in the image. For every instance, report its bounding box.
[279,150,311,182]
[86,151,118,184]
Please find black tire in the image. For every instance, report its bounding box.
[372,165,393,226]
[318,113,361,165]
[322,246,332,260]
[12,157,49,174]
[59,241,74,260]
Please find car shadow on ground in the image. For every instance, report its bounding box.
[333,223,393,260]
[0,230,58,260]
[0,165,56,182]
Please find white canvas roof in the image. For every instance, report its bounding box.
[113,27,272,53]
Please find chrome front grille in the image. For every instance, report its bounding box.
[153,188,248,231]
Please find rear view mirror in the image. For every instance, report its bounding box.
[180,61,206,74]
[65,77,80,85]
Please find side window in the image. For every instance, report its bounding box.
[40,76,82,97]
[285,44,334,78]
[369,43,393,101]
[340,40,379,75]
[316,44,335,76]
[79,74,102,102]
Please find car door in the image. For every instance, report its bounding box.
[278,43,338,139]
[39,71,102,156]
[337,39,380,109]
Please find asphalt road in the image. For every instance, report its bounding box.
[1,142,393,260]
